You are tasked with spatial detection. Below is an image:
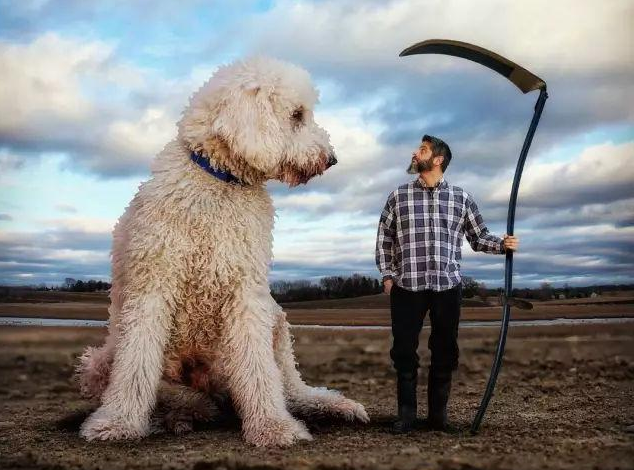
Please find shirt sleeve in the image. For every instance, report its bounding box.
[375,191,397,278]
[463,193,505,254]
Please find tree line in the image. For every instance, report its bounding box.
[61,278,112,292]
[270,274,382,302]
[270,274,383,302]
[461,278,608,301]
[2,275,629,302]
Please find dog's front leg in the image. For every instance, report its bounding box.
[222,287,312,447]
[80,290,172,441]
[272,309,369,423]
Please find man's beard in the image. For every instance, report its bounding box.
[407,158,433,174]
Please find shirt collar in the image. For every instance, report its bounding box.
[415,175,447,190]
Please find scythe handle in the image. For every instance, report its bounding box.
[471,88,548,434]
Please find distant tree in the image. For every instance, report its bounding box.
[563,282,571,298]
[0,286,10,301]
[461,276,479,298]
[477,282,489,303]
[272,273,383,302]
[61,278,110,292]
[538,282,553,301]
[270,280,291,295]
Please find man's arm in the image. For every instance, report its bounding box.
[464,193,506,254]
[375,192,397,281]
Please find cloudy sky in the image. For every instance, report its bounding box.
[1,0,632,288]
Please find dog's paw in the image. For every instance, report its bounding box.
[158,394,216,435]
[294,388,370,423]
[326,396,370,423]
[164,411,194,436]
[243,416,312,447]
[80,406,149,441]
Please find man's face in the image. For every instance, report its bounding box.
[407,141,436,174]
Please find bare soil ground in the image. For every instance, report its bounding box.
[0,322,632,470]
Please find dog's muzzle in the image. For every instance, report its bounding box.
[326,152,338,168]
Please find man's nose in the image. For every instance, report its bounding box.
[327,152,338,168]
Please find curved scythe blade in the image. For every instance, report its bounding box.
[400,39,546,93]
[399,39,548,433]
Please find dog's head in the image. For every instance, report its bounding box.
[178,56,336,186]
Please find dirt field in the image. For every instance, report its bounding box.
[1,322,632,470]
[2,295,634,325]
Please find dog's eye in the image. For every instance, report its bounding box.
[291,107,304,130]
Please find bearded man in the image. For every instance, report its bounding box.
[375,134,519,433]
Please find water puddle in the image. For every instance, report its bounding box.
[1,315,633,329]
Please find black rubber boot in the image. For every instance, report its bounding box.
[426,369,459,433]
[392,371,417,434]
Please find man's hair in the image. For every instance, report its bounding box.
[422,134,452,172]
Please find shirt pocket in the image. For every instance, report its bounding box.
[446,204,462,231]
[438,203,454,242]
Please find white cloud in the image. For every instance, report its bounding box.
[104,107,176,164]
[315,105,386,170]
[40,217,116,234]
[0,149,26,172]
[248,0,633,74]
[53,204,78,214]
[523,198,634,228]
[274,192,334,210]
[485,141,634,207]
[0,33,98,131]
[0,32,191,176]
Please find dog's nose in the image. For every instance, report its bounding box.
[327,152,338,167]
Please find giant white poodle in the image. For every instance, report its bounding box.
[76,57,369,446]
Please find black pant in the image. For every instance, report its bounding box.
[389,282,462,376]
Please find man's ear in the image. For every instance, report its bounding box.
[434,155,444,167]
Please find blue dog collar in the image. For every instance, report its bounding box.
[190,151,244,185]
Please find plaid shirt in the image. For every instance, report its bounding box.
[375,176,505,292]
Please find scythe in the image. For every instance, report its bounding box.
[399,39,548,433]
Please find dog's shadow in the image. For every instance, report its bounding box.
[299,414,473,437]
[55,410,466,438]
[300,413,394,434]
[54,406,240,435]
[55,408,92,432]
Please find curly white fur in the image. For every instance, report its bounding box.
[76,56,369,447]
